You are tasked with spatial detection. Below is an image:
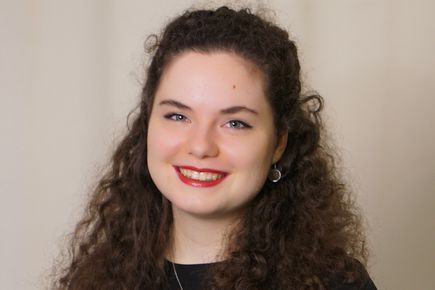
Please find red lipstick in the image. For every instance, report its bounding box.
[174,166,228,188]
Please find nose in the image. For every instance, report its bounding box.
[186,126,219,159]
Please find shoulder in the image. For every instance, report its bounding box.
[329,258,378,290]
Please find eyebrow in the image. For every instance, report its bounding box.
[159,99,191,111]
[159,99,258,115]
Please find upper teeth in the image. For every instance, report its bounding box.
[179,168,223,181]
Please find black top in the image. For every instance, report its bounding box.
[163,260,377,290]
[165,261,211,290]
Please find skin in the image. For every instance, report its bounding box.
[147,51,287,263]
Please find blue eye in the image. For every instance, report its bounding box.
[164,113,188,122]
[226,120,252,129]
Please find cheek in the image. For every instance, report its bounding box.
[147,120,186,192]
[222,133,275,172]
[147,122,184,161]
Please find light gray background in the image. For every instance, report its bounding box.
[1,0,434,289]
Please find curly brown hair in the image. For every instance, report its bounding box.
[53,6,368,290]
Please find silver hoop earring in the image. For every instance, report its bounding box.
[268,164,281,183]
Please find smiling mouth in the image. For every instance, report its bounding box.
[174,166,228,187]
[179,167,224,181]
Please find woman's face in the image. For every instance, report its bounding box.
[147,51,287,219]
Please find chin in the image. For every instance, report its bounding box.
[171,199,222,217]
[172,198,246,220]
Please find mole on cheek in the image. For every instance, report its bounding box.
[232,85,236,89]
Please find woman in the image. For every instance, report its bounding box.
[54,6,377,290]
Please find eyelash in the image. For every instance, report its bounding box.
[224,120,252,129]
[164,113,188,122]
[163,113,252,130]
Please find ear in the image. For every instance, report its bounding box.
[272,129,288,163]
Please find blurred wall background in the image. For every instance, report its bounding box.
[1,0,434,289]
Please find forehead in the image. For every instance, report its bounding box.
[154,51,269,111]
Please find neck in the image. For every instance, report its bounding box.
[168,208,240,264]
